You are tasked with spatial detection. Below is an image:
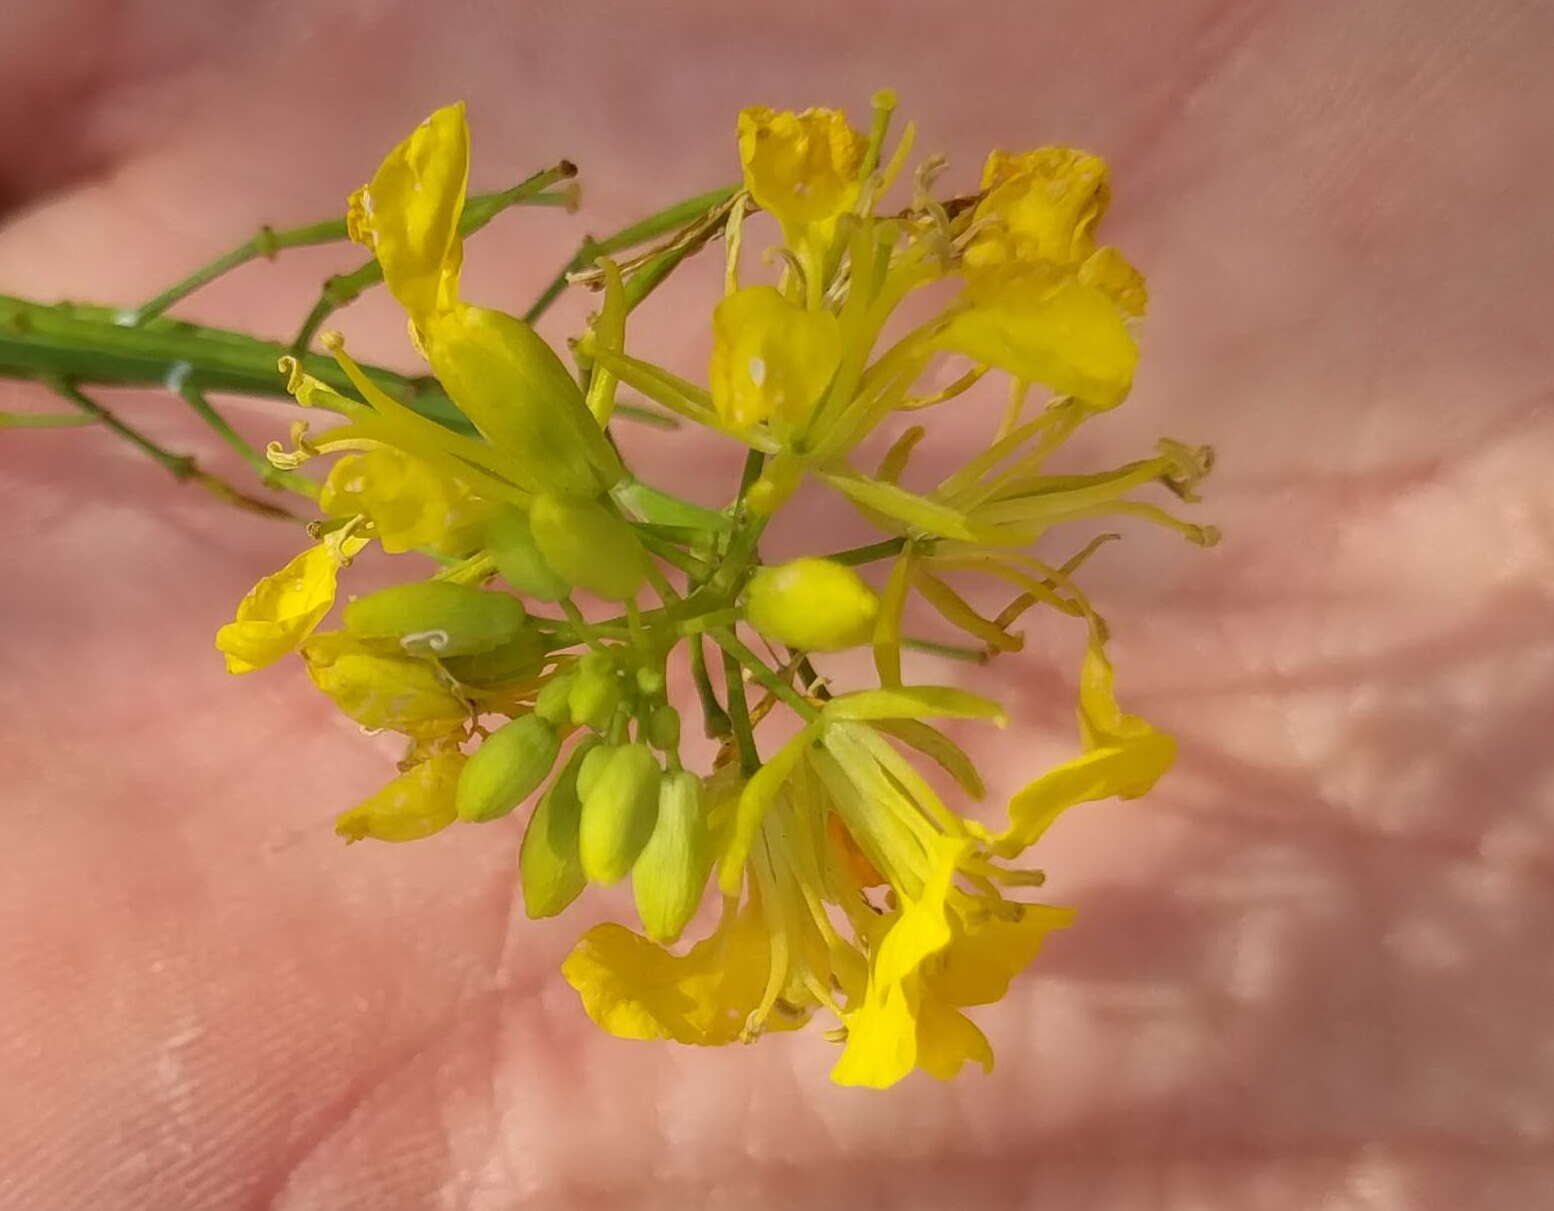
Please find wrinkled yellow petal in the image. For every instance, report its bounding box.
[348,102,468,321]
[335,749,465,843]
[913,999,994,1080]
[301,631,469,740]
[216,542,344,674]
[321,447,490,554]
[831,834,967,1087]
[562,904,774,1045]
[938,269,1136,409]
[968,147,1110,271]
[1078,245,1148,318]
[738,106,864,234]
[931,904,1075,1007]
[709,286,842,429]
[995,632,1175,855]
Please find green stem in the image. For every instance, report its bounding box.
[709,628,819,721]
[687,633,731,739]
[173,374,318,500]
[523,185,738,324]
[902,636,989,663]
[0,410,97,428]
[46,377,295,520]
[720,645,760,774]
[822,536,907,567]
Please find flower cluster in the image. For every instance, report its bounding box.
[218,93,1216,1088]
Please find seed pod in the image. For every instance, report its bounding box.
[519,739,596,918]
[456,714,561,822]
[533,671,576,726]
[343,581,527,656]
[645,703,681,752]
[486,507,570,602]
[744,557,879,652]
[442,629,546,688]
[579,742,661,885]
[568,650,624,731]
[529,492,646,601]
[632,771,711,943]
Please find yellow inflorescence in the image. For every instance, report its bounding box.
[219,95,1217,1089]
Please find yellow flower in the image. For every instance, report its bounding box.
[967,148,1110,271]
[215,534,364,674]
[738,105,865,236]
[335,749,467,843]
[346,102,620,501]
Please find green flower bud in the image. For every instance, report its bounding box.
[579,742,661,885]
[442,629,546,688]
[486,507,570,602]
[529,492,647,601]
[574,741,617,804]
[518,738,596,918]
[533,671,576,726]
[456,714,561,822]
[568,650,624,731]
[645,703,681,752]
[632,771,711,943]
[744,557,879,652]
[343,580,527,657]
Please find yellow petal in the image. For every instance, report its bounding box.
[738,106,864,234]
[300,631,469,739]
[335,749,465,843]
[215,542,343,674]
[348,102,469,320]
[321,447,489,555]
[931,904,1075,1007]
[708,286,842,429]
[831,833,967,1088]
[968,147,1111,271]
[913,999,994,1080]
[562,904,772,1046]
[995,632,1175,855]
[938,269,1137,409]
[1078,245,1148,318]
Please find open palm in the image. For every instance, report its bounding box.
[3,2,1551,1207]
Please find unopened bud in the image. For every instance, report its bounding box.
[529,492,646,601]
[533,671,577,726]
[456,714,561,822]
[574,741,617,804]
[344,581,527,656]
[578,742,661,885]
[632,771,711,943]
[486,507,570,602]
[568,650,624,731]
[442,629,545,688]
[645,703,681,752]
[744,557,879,651]
[519,738,596,918]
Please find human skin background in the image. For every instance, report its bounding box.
[2,0,1553,1207]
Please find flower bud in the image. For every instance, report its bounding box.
[441,629,546,688]
[744,557,879,651]
[529,492,646,601]
[335,750,465,843]
[579,742,661,885]
[632,771,711,943]
[533,671,576,726]
[343,581,527,657]
[645,703,681,752]
[456,714,561,822]
[574,741,617,804]
[568,650,625,732]
[519,738,596,918]
[486,507,570,602]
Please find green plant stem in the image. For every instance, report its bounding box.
[709,628,818,721]
[902,636,989,663]
[174,375,319,500]
[523,185,738,324]
[822,535,907,566]
[0,410,98,428]
[47,377,296,519]
[720,646,760,774]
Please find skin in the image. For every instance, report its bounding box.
[2,1,1552,1207]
